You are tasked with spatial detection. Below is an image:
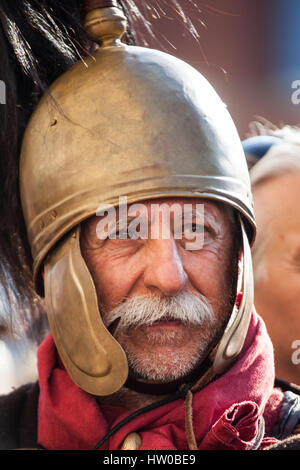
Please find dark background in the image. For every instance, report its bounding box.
[133,0,300,138]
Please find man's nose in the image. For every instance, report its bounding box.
[143,237,188,296]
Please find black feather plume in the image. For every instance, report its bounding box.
[0,0,99,336]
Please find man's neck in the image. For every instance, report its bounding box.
[97,387,167,411]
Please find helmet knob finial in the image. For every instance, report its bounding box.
[83,0,127,48]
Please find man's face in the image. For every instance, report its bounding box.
[80,198,237,383]
[252,173,300,383]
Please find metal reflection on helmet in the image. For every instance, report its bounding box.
[20,5,256,395]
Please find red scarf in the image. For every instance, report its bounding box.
[37,310,283,450]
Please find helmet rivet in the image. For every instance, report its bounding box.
[50,118,57,127]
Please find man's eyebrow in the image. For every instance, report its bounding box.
[180,207,219,224]
[115,215,147,226]
[181,207,204,218]
[115,205,221,225]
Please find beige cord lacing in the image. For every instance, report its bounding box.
[183,364,217,450]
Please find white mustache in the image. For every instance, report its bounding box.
[103,291,216,332]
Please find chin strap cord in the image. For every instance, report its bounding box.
[92,383,192,450]
[183,362,217,451]
[184,389,198,450]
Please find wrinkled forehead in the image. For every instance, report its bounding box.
[83,196,236,231]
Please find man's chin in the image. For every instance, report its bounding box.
[127,359,197,384]
[120,338,210,384]
[114,321,217,383]
[126,351,206,384]
[117,322,201,349]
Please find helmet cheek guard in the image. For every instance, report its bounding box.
[20,4,256,395]
[213,216,254,374]
[44,225,128,395]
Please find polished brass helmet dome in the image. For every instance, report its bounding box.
[20,4,256,395]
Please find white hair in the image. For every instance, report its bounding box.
[103,291,216,332]
[249,124,300,187]
[249,124,300,282]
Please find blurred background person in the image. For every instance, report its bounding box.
[0,270,48,395]
[243,126,300,386]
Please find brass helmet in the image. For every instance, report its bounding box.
[20,3,256,395]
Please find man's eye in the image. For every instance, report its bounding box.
[111,226,145,240]
[184,223,204,233]
[112,227,130,239]
[179,223,216,251]
[182,223,210,237]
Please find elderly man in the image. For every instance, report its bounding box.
[0,1,300,451]
[244,129,300,386]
